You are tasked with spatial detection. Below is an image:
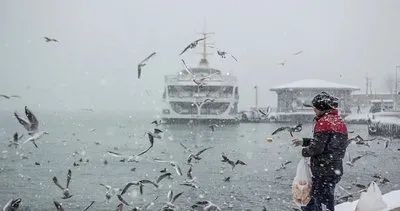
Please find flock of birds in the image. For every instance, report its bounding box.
[1,102,251,210]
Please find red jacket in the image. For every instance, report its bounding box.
[302,109,349,176]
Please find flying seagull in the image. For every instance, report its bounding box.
[162,190,184,210]
[209,124,219,132]
[271,123,302,137]
[138,129,163,156]
[277,60,286,66]
[99,183,122,202]
[14,106,49,148]
[151,120,162,126]
[121,180,159,195]
[8,132,23,148]
[293,50,303,55]
[221,153,246,170]
[43,37,58,42]
[154,159,183,176]
[346,152,364,167]
[53,169,73,199]
[131,196,159,211]
[138,52,156,79]
[217,50,238,61]
[187,147,213,164]
[180,37,207,56]
[0,94,20,99]
[83,201,95,211]
[2,198,22,211]
[191,201,221,211]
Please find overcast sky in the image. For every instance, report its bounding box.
[1,0,400,111]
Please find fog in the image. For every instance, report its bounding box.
[1,0,400,111]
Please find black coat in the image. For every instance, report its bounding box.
[302,110,349,176]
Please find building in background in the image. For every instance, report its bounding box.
[269,79,360,122]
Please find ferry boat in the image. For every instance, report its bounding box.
[161,32,239,124]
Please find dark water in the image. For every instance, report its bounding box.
[0,110,399,210]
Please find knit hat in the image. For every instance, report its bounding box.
[311,92,338,111]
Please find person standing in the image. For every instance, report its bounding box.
[293,92,349,211]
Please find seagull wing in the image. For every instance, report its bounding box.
[137,65,142,79]
[25,106,39,132]
[151,120,158,125]
[0,94,10,99]
[171,192,184,203]
[194,37,206,44]
[172,162,183,176]
[179,142,188,150]
[140,179,159,188]
[179,44,192,56]
[154,128,163,134]
[156,172,172,183]
[83,201,95,211]
[13,132,18,142]
[230,54,238,62]
[187,154,194,164]
[100,183,111,191]
[137,134,154,156]
[235,160,246,165]
[167,190,173,202]
[351,155,363,164]
[181,59,193,75]
[53,201,63,211]
[195,147,213,156]
[140,52,156,64]
[14,112,31,132]
[258,109,267,116]
[53,176,65,190]
[121,182,139,195]
[117,194,130,206]
[271,127,289,135]
[107,151,123,157]
[187,166,193,180]
[143,196,159,210]
[66,169,72,188]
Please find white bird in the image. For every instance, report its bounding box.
[154,159,183,176]
[179,37,207,55]
[161,190,184,211]
[99,183,122,203]
[191,201,221,211]
[53,169,73,199]
[293,50,303,55]
[14,106,49,148]
[7,132,23,148]
[0,94,20,99]
[216,50,238,62]
[43,36,58,42]
[2,198,22,211]
[138,52,156,79]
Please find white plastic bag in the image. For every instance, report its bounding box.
[355,181,387,211]
[292,157,313,206]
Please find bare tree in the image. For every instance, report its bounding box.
[384,73,395,94]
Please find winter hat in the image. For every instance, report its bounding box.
[310,92,338,111]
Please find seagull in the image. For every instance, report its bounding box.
[151,120,162,126]
[191,201,221,211]
[224,177,231,182]
[186,165,194,181]
[121,180,159,195]
[53,201,64,211]
[179,37,207,55]
[216,50,238,62]
[348,135,375,147]
[2,198,22,211]
[154,159,183,176]
[258,109,268,116]
[117,194,130,206]
[271,123,302,137]
[203,98,215,103]
[106,151,138,162]
[293,50,303,55]
[221,153,246,170]
[43,37,58,42]
[276,160,292,171]
[138,52,156,79]
[180,181,199,189]
[372,174,390,184]
[83,201,95,211]
[14,106,49,148]
[53,169,73,199]
[99,183,122,202]
[0,94,20,99]
[8,132,23,148]
[346,152,364,167]
[277,60,286,66]
[181,59,194,75]
[162,190,184,210]
[138,129,163,156]
[187,147,213,164]
[209,124,219,132]
[116,203,124,211]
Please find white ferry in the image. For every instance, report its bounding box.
[161,32,239,124]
